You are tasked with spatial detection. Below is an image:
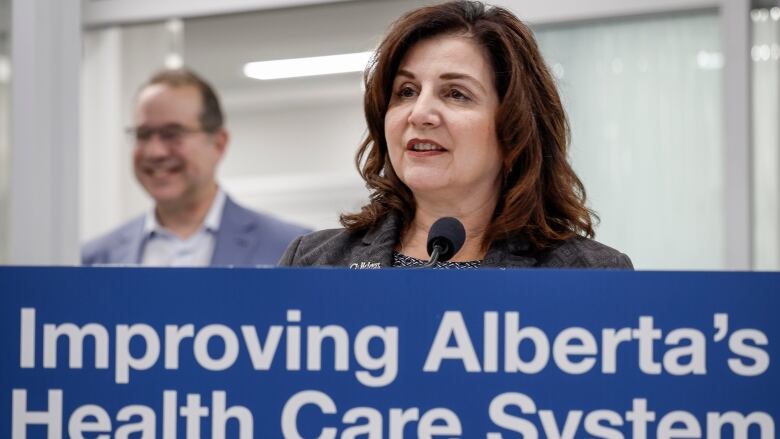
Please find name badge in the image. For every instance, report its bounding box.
[349,261,381,269]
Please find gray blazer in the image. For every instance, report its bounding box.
[82,196,310,267]
[279,213,632,269]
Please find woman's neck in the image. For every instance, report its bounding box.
[398,192,498,262]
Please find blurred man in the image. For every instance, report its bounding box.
[82,68,308,266]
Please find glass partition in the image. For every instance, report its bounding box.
[81,19,186,243]
[535,12,724,269]
[81,3,727,269]
[751,6,780,270]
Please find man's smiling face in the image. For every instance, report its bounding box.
[132,84,226,210]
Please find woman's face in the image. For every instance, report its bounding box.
[384,34,502,203]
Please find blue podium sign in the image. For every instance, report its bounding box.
[1,267,778,438]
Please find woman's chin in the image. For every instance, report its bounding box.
[405,180,454,199]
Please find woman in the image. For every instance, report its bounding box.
[280,0,632,269]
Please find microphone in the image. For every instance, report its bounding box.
[423,217,466,267]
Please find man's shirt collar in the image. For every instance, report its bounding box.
[143,189,226,238]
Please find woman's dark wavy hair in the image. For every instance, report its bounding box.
[340,0,596,250]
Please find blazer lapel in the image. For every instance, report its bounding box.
[348,213,538,269]
[110,217,146,264]
[350,214,401,268]
[211,197,256,266]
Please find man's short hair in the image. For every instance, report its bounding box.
[144,68,224,133]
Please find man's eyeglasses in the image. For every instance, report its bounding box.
[126,124,206,145]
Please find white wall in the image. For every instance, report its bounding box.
[220,95,368,228]
[9,0,80,264]
[0,30,9,263]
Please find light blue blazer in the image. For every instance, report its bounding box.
[81,197,310,267]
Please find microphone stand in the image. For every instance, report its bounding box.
[421,243,446,268]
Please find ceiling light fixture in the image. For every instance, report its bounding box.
[243,51,373,80]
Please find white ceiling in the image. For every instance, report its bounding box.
[83,0,354,27]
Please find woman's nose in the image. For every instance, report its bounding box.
[407,91,440,128]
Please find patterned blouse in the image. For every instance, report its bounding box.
[392,251,482,269]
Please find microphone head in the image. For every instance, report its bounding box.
[426,217,466,262]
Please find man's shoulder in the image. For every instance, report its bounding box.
[222,197,310,238]
[278,228,364,266]
[81,215,146,265]
[215,197,312,265]
[537,235,633,269]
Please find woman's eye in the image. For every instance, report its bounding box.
[448,88,470,101]
[397,86,417,98]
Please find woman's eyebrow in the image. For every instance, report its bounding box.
[440,72,486,93]
[396,69,415,79]
[395,69,486,93]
